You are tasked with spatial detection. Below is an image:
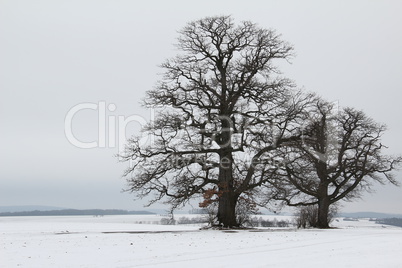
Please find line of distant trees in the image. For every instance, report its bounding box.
[376,218,402,228]
[0,209,155,217]
[158,215,291,228]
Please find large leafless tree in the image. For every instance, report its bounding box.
[120,16,306,227]
[267,99,401,228]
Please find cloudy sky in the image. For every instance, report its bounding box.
[1,0,402,213]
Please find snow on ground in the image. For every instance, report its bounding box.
[1,215,401,268]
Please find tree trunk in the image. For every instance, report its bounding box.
[315,179,330,228]
[317,197,330,228]
[217,188,238,227]
[216,151,238,227]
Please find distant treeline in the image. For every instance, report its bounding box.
[376,218,402,228]
[0,209,155,217]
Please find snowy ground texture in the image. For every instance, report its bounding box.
[1,215,402,268]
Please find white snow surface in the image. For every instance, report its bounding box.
[1,215,401,267]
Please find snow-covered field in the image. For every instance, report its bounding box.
[1,215,401,267]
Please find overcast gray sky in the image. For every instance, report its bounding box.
[1,0,402,213]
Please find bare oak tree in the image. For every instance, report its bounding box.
[120,16,303,227]
[268,99,401,228]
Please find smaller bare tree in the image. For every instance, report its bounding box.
[267,99,401,228]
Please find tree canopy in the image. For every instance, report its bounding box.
[120,15,401,228]
[121,15,308,227]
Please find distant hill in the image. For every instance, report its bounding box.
[0,205,69,213]
[376,218,402,228]
[0,208,155,217]
[340,212,402,219]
